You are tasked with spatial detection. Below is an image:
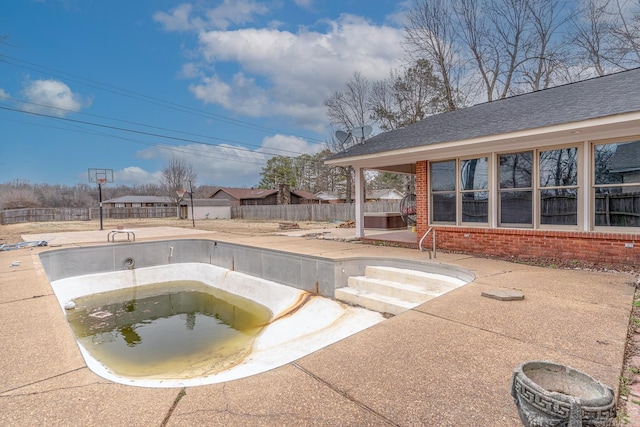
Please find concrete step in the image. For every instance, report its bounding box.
[347,276,440,303]
[334,287,416,316]
[364,266,466,293]
[335,266,470,315]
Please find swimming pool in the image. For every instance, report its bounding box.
[39,239,474,388]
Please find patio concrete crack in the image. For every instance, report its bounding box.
[159,387,186,427]
[0,293,54,305]
[292,362,399,426]
[0,367,92,396]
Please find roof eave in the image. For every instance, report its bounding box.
[325,111,640,169]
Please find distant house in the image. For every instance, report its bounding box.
[290,190,320,204]
[315,191,344,204]
[102,196,173,208]
[366,189,405,202]
[210,186,319,206]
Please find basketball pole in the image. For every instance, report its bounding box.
[98,182,104,231]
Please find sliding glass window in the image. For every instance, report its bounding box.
[461,157,488,223]
[539,147,578,226]
[430,160,456,223]
[499,152,533,226]
[594,140,640,228]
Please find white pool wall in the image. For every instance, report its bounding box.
[51,263,305,320]
[39,239,475,297]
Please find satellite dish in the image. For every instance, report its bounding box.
[351,125,372,139]
[335,130,353,146]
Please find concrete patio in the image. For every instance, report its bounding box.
[0,226,636,426]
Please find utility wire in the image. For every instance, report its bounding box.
[0,95,314,157]
[0,54,326,144]
[0,115,270,166]
[0,105,317,163]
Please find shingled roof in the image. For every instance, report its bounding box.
[210,188,278,200]
[330,68,640,161]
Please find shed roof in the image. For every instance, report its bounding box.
[329,68,640,165]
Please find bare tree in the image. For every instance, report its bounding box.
[610,0,640,67]
[519,0,573,91]
[569,0,617,76]
[160,156,198,204]
[325,72,375,203]
[404,0,461,111]
[371,59,448,131]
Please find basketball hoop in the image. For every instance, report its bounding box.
[88,168,114,231]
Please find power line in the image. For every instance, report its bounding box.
[0,54,326,144]
[1,95,312,157]
[0,115,270,167]
[0,105,315,163]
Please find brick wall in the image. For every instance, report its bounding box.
[433,226,639,267]
[416,160,428,236]
[414,159,638,267]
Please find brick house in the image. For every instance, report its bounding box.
[210,186,318,206]
[326,69,640,267]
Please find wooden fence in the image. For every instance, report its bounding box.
[89,207,177,220]
[232,202,401,222]
[0,208,91,224]
[1,207,177,225]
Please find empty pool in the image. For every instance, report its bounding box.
[50,262,383,388]
[39,239,474,388]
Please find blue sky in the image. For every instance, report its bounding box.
[0,0,408,187]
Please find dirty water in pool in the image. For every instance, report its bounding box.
[66,280,272,379]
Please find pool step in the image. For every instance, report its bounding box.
[335,266,468,315]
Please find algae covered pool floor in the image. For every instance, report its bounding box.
[67,280,271,379]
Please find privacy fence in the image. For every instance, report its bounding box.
[0,207,176,225]
[231,202,401,222]
[1,203,401,225]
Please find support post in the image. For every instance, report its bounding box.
[354,166,365,238]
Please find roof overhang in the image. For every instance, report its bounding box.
[325,111,640,171]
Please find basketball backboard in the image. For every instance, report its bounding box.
[88,168,114,184]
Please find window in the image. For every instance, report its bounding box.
[539,148,578,225]
[115,203,125,208]
[594,140,640,228]
[461,157,488,223]
[430,157,488,224]
[431,160,456,222]
[499,152,532,226]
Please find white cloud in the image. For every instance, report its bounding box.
[186,15,404,130]
[294,0,315,9]
[115,167,163,186]
[136,136,323,187]
[0,88,9,99]
[21,79,88,117]
[154,0,269,32]
[153,3,200,31]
